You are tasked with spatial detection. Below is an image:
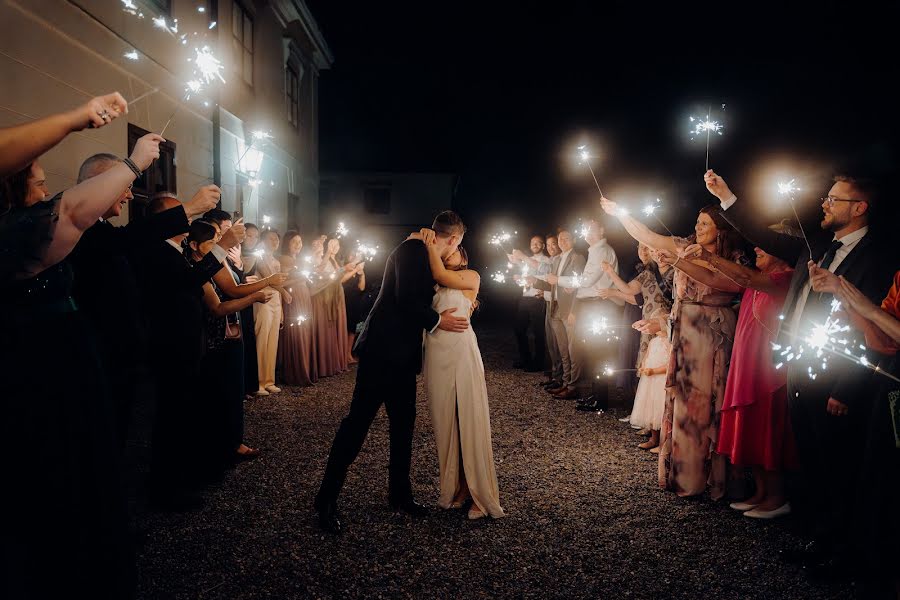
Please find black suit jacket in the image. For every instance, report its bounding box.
[353,240,440,374]
[719,201,895,407]
[134,240,225,365]
[69,207,191,364]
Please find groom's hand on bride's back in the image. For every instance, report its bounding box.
[438,308,469,332]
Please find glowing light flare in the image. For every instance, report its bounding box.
[193,46,225,84]
[335,222,350,238]
[356,242,379,261]
[777,179,800,196]
[689,116,723,138]
[491,272,506,284]
[252,249,265,258]
[124,50,139,61]
[251,130,273,141]
[570,273,583,289]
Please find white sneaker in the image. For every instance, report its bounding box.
[744,503,791,519]
[265,385,282,393]
[618,415,632,423]
[729,501,759,511]
[255,389,270,396]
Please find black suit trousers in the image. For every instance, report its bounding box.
[316,357,418,507]
[514,296,546,367]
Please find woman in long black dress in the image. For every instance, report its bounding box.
[1,96,161,597]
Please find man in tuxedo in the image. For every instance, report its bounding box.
[705,170,894,574]
[68,154,221,447]
[315,210,470,534]
[532,230,586,396]
[509,236,552,372]
[134,195,242,509]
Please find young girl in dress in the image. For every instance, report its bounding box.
[628,309,671,453]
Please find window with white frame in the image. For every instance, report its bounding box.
[232,2,253,86]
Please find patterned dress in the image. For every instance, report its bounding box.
[635,265,674,368]
[658,243,742,500]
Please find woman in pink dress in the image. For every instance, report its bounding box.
[310,239,352,377]
[277,230,317,386]
[688,244,798,519]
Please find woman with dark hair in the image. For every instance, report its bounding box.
[186,220,271,467]
[310,238,352,376]
[277,230,318,386]
[601,197,747,499]
[1,116,161,595]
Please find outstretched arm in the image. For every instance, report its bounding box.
[602,261,641,295]
[656,249,742,293]
[202,282,272,316]
[683,244,782,295]
[0,93,128,178]
[599,197,678,253]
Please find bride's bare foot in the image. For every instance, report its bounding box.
[638,440,658,450]
[448,490,470,509]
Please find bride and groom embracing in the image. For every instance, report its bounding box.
[314,210,505,534]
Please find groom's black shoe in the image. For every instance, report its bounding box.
[389,497,428,517]
[316,502,342,535]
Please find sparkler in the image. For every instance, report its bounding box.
[489,230,515,253]
[160,46,226,136]
[776,178,813,258]
[585,317,622,343]
[236,130,273,173]
[577,145,604,197]
[128,86,159,104]
[491,271,507,284]
[774,299,900,384]
[600,364,639,377]
[252,248,265,258]
[335,222,350,238]
[641,197,675,236]
[355,242,379,262]
[689,104,725,171]
[570,273,583,289]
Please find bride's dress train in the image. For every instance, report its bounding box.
[424,287,504,518]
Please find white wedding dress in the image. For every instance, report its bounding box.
[424,287,504,518]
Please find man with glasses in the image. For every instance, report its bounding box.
[704,168,894,580]
[68,153,222,447]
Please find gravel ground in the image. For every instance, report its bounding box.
[135,325,853,599]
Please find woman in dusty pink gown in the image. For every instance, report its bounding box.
[277,230,317,386]
[310,239,351,377]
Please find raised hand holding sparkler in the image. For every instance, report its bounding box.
[641,197,675,236]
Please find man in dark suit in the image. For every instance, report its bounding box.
[133,195,241,509]
[68,154,221,447]
[315,210,470,534]
[705,169,894,575]
[532,229,586,395]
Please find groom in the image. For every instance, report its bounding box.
[314,210,469,533]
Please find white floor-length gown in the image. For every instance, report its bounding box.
[424,287,505,518]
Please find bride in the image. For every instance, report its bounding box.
[410,228,505,520]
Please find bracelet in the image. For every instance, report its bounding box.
[122,157,142,178]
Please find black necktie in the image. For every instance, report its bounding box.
[818,239,844,272]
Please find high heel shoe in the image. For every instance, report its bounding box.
[467,505,486,520]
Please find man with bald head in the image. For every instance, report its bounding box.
[68,154,221,448]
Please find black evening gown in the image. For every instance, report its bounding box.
[1,196,132,596]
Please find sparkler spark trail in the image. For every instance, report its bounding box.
[570,272,583,289]
[774,299,900,384]
[777,178,813,258]
[600,364,639,377]
[289,314,308,327]
[160,46,226,136]
[128,87,159,104]
[491,271,506,284]
[355,242,379,262]
[577,145,604,197]
[335,222,349,238]
[489,230,514,253]
[237,130,274,168]
[689,104,725,171]
[641,197,675,236]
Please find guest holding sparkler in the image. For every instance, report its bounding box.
[1,104,159,596]
[705,170,894,573]
[278,230,318,386]
[532,230,586,397]
[254,230,289,395]
[311,238,352,376]
[187,221,269,468]
[545,219,621,410]
[541,234,562,383]
[509,235,552,372]
[601,198,745,499]
[627,308,672,452]
[674,243,798,518]
[834,273,900,594]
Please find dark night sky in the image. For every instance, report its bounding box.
[306,1,898,275]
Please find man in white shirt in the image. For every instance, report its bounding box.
[545,220,622,407]
[532,230,586,395]
[510,236,552,371]
[706,169,895,565]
